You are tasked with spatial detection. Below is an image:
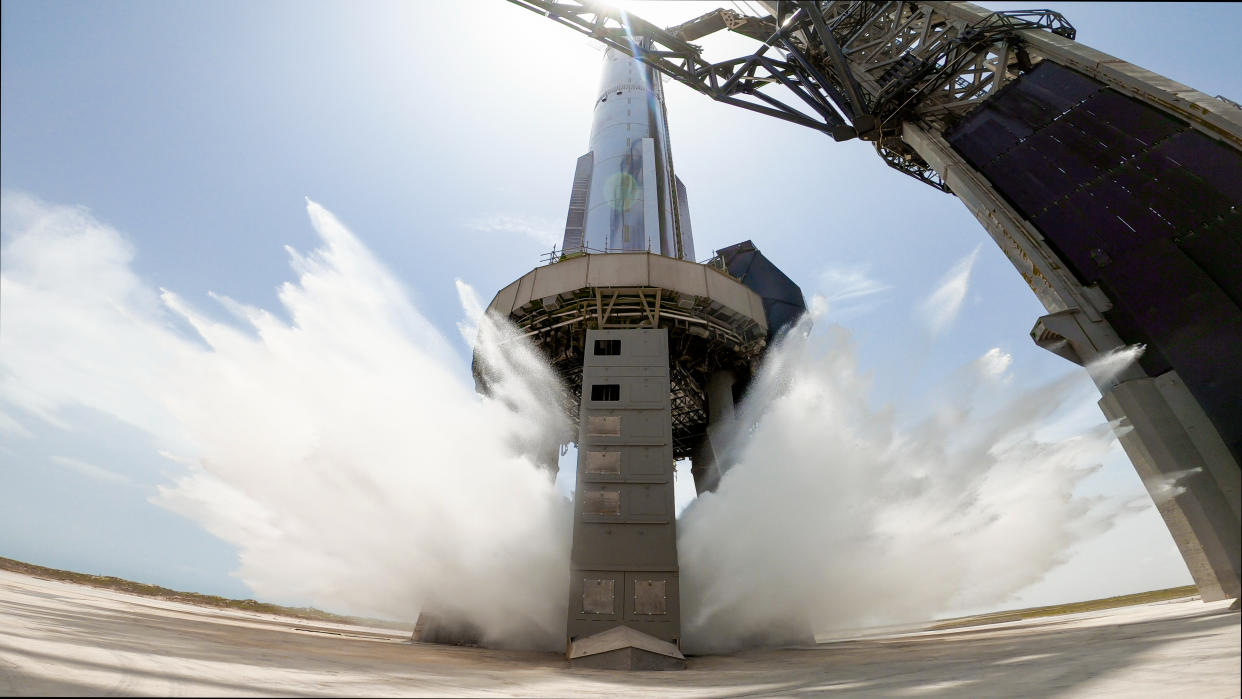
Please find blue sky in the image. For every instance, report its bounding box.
[2,1,1239,615]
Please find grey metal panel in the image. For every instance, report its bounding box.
[626,484,667,517]
[620,446,669,479]
[674,176,695,262]
[582,578,616,614]
[562,151,594,253]
[569,328,679,647]
[633,579,667,615]
[513,272,536,311]
[582,487,622,516]
[585,450,621,474]
[490,278,521,317]
[649,253,707,298]
[627,376,670,403]
[642,137,659,252]
[704,267,755,320]
[586,252,650,287]
[586,416,621,437]
[531,255,588,300]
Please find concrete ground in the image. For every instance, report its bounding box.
[0,570,1237,697]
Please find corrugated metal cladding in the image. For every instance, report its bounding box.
[946,60,1242,462]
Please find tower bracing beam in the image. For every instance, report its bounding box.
[508,0,1242,602]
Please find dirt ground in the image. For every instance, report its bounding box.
[0,569,1237,697]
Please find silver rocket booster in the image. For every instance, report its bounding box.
[561,46,696,261]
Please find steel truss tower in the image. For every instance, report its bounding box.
[507,0,1242,603]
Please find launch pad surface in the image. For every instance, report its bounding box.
[2,570,1237,697]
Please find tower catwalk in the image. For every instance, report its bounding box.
[476,43,806,668]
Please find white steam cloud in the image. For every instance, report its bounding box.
[3,191,1148,655]
[918,245,981,336]
[464,213,562,248]
[1,192,570,648]
[677,321,1127,652]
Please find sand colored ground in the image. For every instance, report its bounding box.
[0,569,1237,697]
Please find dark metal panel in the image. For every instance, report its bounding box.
[980,147,1066,217]
[1058,104,1143,167]
[1016,59,1104,113]
[1141,167,1233,231]
[1031,193,1109,283]
[1101,238,1242,456]
[1157,130,1242,202]
[991,85,1059,132]
[1177,211,1242,307]
[1040,120,1111,179]
[946,108,1030,167]
[714,241,807,340]
[950,60,1242,463]
[1081,89,1186,147]
[1081,176,1174,250]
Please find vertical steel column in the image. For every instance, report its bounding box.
[691,370,737,495]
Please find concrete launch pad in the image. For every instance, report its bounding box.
[1,570,1237,697]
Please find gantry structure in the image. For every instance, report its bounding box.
[507,0,1242,603]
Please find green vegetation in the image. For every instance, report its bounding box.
[929,585,1201,630]
[0,556,411,631]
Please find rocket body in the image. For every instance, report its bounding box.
[562,47,695,261]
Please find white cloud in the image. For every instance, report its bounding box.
[464,214,562,248]
[816,264,890,320]
[0,191,194,443]
[978,347,1013,380]
[2,192,572,648]
[919,245,981,336]
[819,265,890,301]
[0,410,32,438]
[679,321,1138,651]
[50,455,132,485]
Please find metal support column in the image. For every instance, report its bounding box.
[691,370,737,495]
[567,328,685,669]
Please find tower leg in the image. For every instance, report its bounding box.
[691,370,736,495]
[1099,373,1241,601]
[537,439,561,482]
[567,328,685,669]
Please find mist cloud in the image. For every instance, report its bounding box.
[677,320,1130,652]
[2,191,1159,655]
[2,192,571,648]
[464,213,562,248]
[918,245,981,336]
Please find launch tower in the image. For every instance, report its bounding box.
[479,43,805,669]
[509,0,1242,613]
